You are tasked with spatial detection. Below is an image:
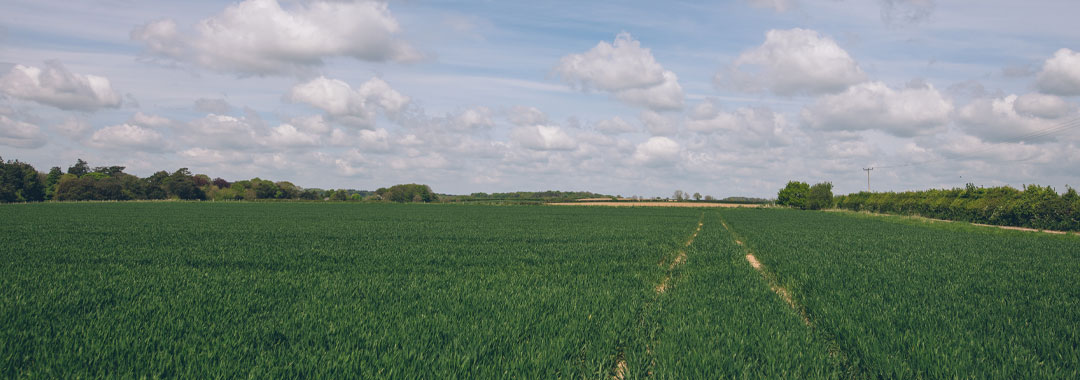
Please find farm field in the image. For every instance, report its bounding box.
[2,203,1079,378]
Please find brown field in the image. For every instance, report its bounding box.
[548,202,766,208]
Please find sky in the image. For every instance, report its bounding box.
[1,0,1078,198]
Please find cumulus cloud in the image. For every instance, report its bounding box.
[632,136,680,166]
[555,33,684,110]
[453,107,494,130]
[0,61,121,111]
[801,81,952,137]
[1013,93,1072,119]
[508,106,548,126]
[262,123,321,148]
[689,100,792,147]
[723,28,866,96]
[288,76,408,129]
[511,125,577,151]
[89,123,167,151]
[131,0,421,76]
[183,113,260,149]
[957,94,1076,143]
[639,110,680,136]
[0,115,47,148]
[1035,48,1080,96]
[594,116,637,134]
[130,112,173,127]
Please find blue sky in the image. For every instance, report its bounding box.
[1,0,1078,197]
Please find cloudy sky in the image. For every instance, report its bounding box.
[1,0,1078,197]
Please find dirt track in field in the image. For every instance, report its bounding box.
[548,202,764,208]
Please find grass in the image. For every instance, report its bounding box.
[718,207,1080,379]
[3,202,1078,378]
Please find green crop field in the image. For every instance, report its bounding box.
[2,203,1078,378]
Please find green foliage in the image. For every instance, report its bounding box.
[67,158,89,177]
[0,157,46,202]
[807,182,834,210]
[834,184,1080,231]
[718,208,1080,378]
[377,183,437,203]
[776,181,810,209]
[0,203,712,377]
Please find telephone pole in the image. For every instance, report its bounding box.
[862,167,873,192]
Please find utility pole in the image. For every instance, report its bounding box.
[862,167,873,192]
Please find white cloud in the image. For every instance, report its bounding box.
[689,100,793,147]
[614,71,685,111]
[632,136,680,166]
[130,112,173,127]
[801,81,952,137]
[0,61,121,111]
[89,123,166,151]
[1013,93,1072,119]
[0,115,47,148]
[555,33,684,111]
[290,114,331,134]
[639,110,680,136]
[511,125,577,151]
[745,0,795,12]
[183,114,259,149]
[594,116,637,134]
[957,94,1075,143]
[356,128,391,151]
[508,105,549,126]
[452,107,494,130]
[131,0,421,76]
[262,123,321,148]
[1035,48,1080,96]
[288,76,408,129]
[723,28,866,96]
[178,147,252,166]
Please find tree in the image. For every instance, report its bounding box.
[144,171,169,199]
[693,192,702,201]
[45,167,63,200]
[704,195,715,201]
[807,182,834,210]
[92,165,126,177]
[777,181,811,209]
[165,168,205,200]
[383,184,437,203]
[67,159,90,177]
[0,158,46,202]
[673,190,684,201]
[212,177,231,189]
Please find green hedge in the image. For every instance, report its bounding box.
[834,184,1080,231]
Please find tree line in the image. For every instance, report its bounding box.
[0,157,437,203]
[834,184,1080,232]
[774,179,1080,232]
